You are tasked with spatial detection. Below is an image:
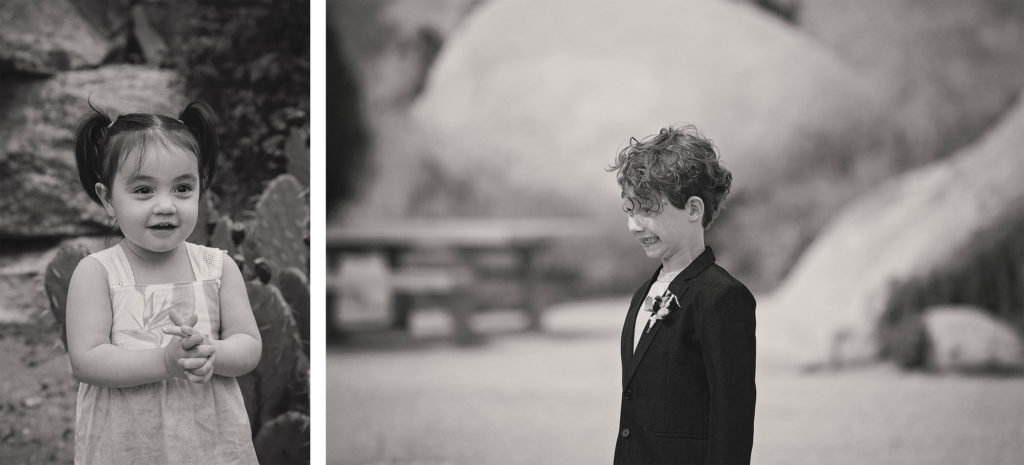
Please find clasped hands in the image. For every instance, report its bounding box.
[160,312,216,384]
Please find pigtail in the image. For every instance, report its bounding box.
[73,104,113,205]
[178,101,219,194]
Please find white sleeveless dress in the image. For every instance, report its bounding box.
[75,242,257,465]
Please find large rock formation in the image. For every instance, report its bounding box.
[1,65,185,238]
[759,91,1024,368]
[798,0,1024,165]
[0,0,112,74]
[406,0,888,289]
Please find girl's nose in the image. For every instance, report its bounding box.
[153,196,177,215]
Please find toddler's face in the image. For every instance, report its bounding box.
[103,145,200,254]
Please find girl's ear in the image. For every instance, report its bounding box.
[687,196,704,222]
[94,182,115,217]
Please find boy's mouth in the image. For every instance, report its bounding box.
[639,236,659,246]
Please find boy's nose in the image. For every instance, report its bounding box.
[627,215,643,233]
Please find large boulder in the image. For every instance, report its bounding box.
[922,306,1024,373]
[0,65,186,238]
[0,0,112,74]
[403,0,888,289]
[759,90,1024,368]
[798,0,1024,165]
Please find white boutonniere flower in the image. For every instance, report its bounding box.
[642,290,680,333]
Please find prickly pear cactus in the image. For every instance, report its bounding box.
[242,174,309,285]
[44,244,92,348]
[253,411,310,464]
[277,267,309,355]
[285,128,309,188]
[186,195,218,245]
[208,216,237,253]
[237,280,305,431]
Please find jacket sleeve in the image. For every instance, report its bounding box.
[700,283,756,465]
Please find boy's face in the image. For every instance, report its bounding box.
[622,194,701,263]
[99,144,200,254]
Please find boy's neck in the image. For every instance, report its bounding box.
[661,237,706,275]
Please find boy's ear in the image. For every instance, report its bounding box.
[94,182,115,218]
[687,196,704,222]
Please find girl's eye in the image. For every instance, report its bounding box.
[133,187,153,195]
[176,184,194,193]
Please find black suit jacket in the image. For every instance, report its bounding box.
[614,247,756,465]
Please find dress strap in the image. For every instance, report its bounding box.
[185,242,224,281]
[87,244,136,288]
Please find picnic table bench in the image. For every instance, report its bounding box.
[326,218,594,344]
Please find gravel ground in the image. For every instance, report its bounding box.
[327,298,1024,465]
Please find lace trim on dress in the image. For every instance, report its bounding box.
[185,242,224,282]
[88,245,135,288]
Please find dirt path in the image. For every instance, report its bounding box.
[0,323,76,464]
[327,299,1024,465]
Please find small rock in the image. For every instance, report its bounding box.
[22,396,42,409]
[923,305,1024,373]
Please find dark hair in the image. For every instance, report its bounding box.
[608,125,732,228]
[74,100,219,205]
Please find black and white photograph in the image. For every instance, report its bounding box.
[0,1,310,463]
[325,0,1024,464]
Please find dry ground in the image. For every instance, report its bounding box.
[327,299,1024,465]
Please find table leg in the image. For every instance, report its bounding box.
[326,251,344,342]
[385,248,411,331]
[519,247,542,331]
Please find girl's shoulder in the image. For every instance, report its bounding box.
[184,242,228,281]
[82,244,132,288]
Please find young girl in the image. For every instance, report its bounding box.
[66,101,261,464]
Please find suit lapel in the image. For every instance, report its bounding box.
[622,247,717,389]
[621,266,660,389]
[624,282,690,389]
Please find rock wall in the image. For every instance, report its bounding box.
[1,0,187,239]
[1,67,185,238]
[759,90,1024,368]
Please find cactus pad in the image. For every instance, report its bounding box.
[237,280,305,431]
[285,128,309,188]
[277,267,309,356]
[253,411,310,465]
[44,243,92,348]
[208,216,237,252]
[242,174,309,284]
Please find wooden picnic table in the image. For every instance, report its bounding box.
[326,217,595,341]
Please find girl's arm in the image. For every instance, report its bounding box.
[66,257,204,387]
[210,255,262,377]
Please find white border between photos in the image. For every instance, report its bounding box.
[310,0,326,463]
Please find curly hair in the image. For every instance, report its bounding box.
[608,125,732,228]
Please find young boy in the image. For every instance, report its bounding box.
[609,125,756,465]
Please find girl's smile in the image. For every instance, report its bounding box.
[97,144,200,254]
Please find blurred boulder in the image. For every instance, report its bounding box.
[0,65,185,238]
[0,0,112,74]
[406,0,888,289]
[923,306,1024,373]
[759,88,1024,368]
[798,0,1024,165]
